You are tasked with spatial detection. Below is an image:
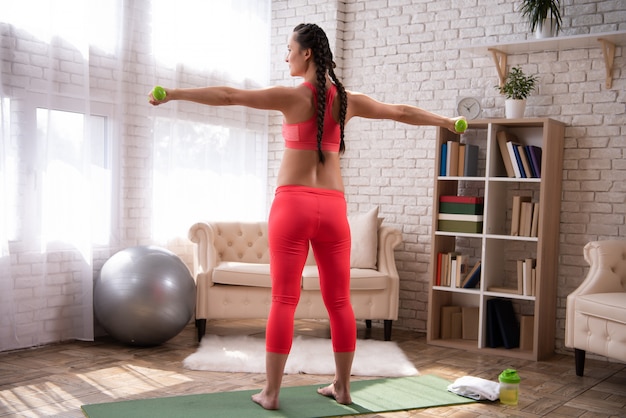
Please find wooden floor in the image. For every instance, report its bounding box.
[0,319,624,417]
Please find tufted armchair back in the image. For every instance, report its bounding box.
[580,240,626,294]
[188,221,316,276]
[211,222,271,264]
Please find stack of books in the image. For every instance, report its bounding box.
[435,252,481,289]
[496,131,542,178]
[440,141,479,177]
[440,305,479,340]
[510,195,539,237]
[438,195,484,233]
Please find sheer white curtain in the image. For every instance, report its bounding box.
[0,0,270,352]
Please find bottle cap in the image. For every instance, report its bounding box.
[499,369,521,383]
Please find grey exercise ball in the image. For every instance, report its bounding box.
[94,246,196,346]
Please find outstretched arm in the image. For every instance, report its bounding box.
[149,86,297,114]
[346,91,462,133]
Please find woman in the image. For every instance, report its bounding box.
[150,23,463,410]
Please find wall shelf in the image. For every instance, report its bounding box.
[467,30,626,89]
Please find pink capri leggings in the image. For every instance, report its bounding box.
[265,185,356,354]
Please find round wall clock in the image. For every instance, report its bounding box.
[457,97,481,120]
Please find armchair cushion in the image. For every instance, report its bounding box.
[575,293,626,326]
[213,262,272,287]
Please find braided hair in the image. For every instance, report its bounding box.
[293,23,347,164]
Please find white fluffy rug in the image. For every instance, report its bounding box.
[183,335,418,377]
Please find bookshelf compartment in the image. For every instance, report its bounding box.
[433,235,482,290]
[483,238,537,298]
[481,297,535,354]
[430,290,480,342]
[428,118,565,361]
[485,181,541,237]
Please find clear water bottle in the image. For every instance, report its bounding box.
[498,369,521,405]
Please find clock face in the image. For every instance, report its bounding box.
[457,97,481,120]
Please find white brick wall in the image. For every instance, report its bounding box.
[270,0,626,353]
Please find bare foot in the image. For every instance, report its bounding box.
[251,390,279,410]
[317,381,352,405]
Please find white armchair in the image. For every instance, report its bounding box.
[565,240,626,376]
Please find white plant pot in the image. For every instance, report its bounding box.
[535,17,556,39]
[505,99,527,119]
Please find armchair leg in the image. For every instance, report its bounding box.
[364,320,392,341]
[384,320,392,341]
[195,318,207,342]
[575,348,586,376]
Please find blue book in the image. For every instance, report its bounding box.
[511,145,526,178]
[440,143,447,176]
[526,145,542,178]
[462,262,481,288]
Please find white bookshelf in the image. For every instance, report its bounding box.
[427,118,565,361]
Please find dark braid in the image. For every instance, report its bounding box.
[293,23,347,163]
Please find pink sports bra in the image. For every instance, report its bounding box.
[282,82,341,152]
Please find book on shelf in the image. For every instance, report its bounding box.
[496,131,516,178]
[438,196,484,233]
[438,213,484,222]
[519,201,534,237]
[511,196,540,237]
[440,195,484,204]
[496,130,542,179]
[462,306,479,340]
[441,306,462,339]
[439,142,479,177]
[526,145,542,178]
[440,143,447,176]
[446,141,459,176]
[517,144,533,179]
[463,144,479,177]
[438,219,483,233]
[461,261,481,289]
[519,315,535,351]
[507,141,525,178]
[437,253,477,289]
[440,201,484,215]
[517,258,536,296]
[488,298,520,349]
[530,203,540,237]
[457,143,466,177]
[485,299,504,348]
[487,285,521,294]
[511,195,532,236]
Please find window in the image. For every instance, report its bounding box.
[33,106,113,248]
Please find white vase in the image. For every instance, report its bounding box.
[505,99,527,119]
[535,17,556,39]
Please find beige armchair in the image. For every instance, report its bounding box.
[565,240,626,376]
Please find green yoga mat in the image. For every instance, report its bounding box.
[82,375,474,418]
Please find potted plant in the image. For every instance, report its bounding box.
[519,0,563,38]
[495,66,538,119]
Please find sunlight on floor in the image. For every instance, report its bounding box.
[0,364,193,416]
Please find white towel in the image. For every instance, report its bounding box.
[447,375,500,401]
